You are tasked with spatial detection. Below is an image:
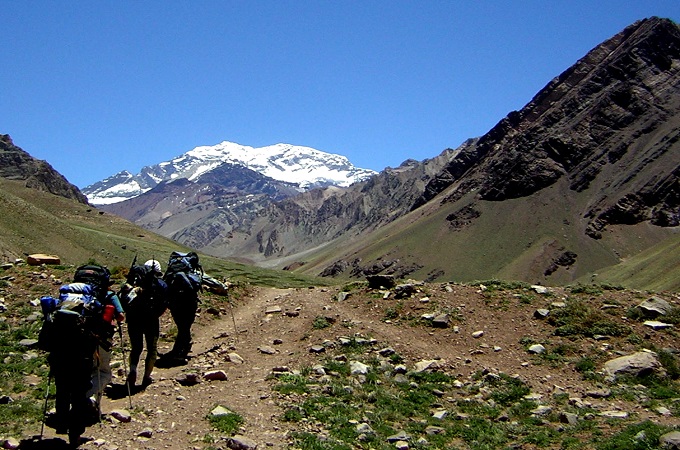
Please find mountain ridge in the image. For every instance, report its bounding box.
[83,141,377,205]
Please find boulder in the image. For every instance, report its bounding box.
[604,350,661,380]
[26,254,60,266]
[636,297,675,318]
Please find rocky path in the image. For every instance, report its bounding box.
[20,282,680,450]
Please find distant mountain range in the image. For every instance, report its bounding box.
[83,142,377,205]
[2,17,679,291]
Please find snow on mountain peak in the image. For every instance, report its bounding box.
[83,141,377,205]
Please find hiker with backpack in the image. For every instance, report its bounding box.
[160,251,203,364]
[119,259,168,388]
[39,264,124,447]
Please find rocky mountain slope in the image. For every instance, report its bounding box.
[260,17,680,287]
[93,18,680,292]
[0,134,87,204]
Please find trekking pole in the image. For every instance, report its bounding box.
[117,323,133,409]
[40,372,52,439]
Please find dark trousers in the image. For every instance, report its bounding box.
[49,350,94,438]
[127,315,160,378]
[169,297,197,358]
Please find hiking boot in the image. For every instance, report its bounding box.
[141,376,153,387]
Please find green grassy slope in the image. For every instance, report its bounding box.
[296,179,680,291]
[0,179,326,288]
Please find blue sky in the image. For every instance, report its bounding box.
[3,1,679,188]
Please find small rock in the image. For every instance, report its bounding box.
[534,309,550,319]
[210,405,235,416]
[599,410,628,419]
[643,321,673,330]
[258,346,276,355]
[137,428,153,438]
[227,434,258,450]
[1,437,20,449]
[175,373,200,386]
[660,431,680,449]
[204,370,228,381]
[227,352,245,364]
[528,344,546,354]
[109,409,132,423]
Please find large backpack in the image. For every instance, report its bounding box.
[163,251,203,302]
[123,264,168,317]
[37,265,113,352]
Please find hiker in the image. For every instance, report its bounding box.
[87,277,125,409]
[161,252,202,363]
[120,259,168,387]
[42,265,124,447]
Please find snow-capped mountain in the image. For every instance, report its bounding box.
[83,141,377,205]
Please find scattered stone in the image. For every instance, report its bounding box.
[27,254,60,266]
[393,364,407,374]
[531,285,550,294]
[432,409,448,420]
[531,405,552,416]
[471,330,484,338]
[227,434,258,450]
[394,283,417,299]
[309,345,326,354]
[336,291,350,301]
[0,395,13,404]
[586,388,611,398]
[604,350,661,380]
[18,338,38,347]
[599,410,628,419]
[264,306,282,314]
[534,309,550,319]
[655,406,672,416]
[210,405,235,416]
[643,320,673,330]
[204,370,228,381]
[228,352,245,364]
[356,422,375,435]
[175,373,200,386]
[109,409,132,423]
[413,360,439,373]
[258,346,277,355]
[659,431,680,449]
[366,274,396,289]
[425,425,445,435]
[559,412,579,425]
[528,344,546,354]
[386,431,411,443]
[350,361,370,375]
[137,428,153,438]
[378,347,396,357]
[636,296,674,318]
[432,313,450,328]
[1,437,20,449]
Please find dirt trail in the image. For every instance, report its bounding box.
[28,282,679,449]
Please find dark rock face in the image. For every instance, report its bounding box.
[0,134,88,204]
[419,17,680,237]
